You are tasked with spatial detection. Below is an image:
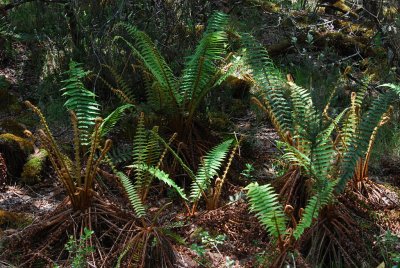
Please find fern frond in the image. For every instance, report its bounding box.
[242,33,291,138]
[103,64,136,102]
[378,83,400,96]
[180,31,228,111]
[61,61,100,144]
[99,104,134,137]
[245,182,287,239]
[115,23,179,111]
[117,171,146,217]
[190,139,233,202]
[108,144,133,165]
[204,12,229,33]
[293,180,335,239]
[133,164,188,201]
[337,92,394,192]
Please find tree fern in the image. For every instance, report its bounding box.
[61,61,100,144]
[245,182,287,239]
[190,139,233,202]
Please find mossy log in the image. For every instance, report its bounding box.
[0,133,34,181]
[266,32,383,58]
[21,149,48,185]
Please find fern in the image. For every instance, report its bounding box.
[108,144,133,165]
[117,171,146,218]
[190,139,233,202]
[114,12,231,129]
[245,182,287,239]
[99,104,134,137]
[61,61,100,144]
[337,91,395,192]
[115,23,179,111]
[132,114,149,191]
[242,33,291,139]
[103,64,136,103]
[180,12,229,115]
[133,164,188,201]
[293,180,335,239]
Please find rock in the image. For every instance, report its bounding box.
[21,149,48,185]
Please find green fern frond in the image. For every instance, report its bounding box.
[108,144,132,165]
[99,104,134,137]
[115,23,179,111]
[133,164,188,201]
[61,61,100,144]
[102,64,136,103]
[117,171,146,217]
[379,83,400,96]
[293,180,335,239]
[180,31,228,110]
[245,182,287,239]
[337,92,394,192]
[312,134,335,180]
[179,12,229,118]
[190,139,233,202]
[242,33,292,137]
[132,114,150,192]
[204,12,229,34]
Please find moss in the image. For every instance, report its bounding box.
[0,209,32,229]
[0,133,34,154]
[21,149,48,185]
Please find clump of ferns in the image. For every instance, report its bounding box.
[1,62,136,266]
[108,12,240,166]
[242,34,400,266]
[106,114,184,267]
[103,107,238,216]
[334,85,399,209]
[112,115,239,267]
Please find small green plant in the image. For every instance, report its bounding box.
[190,243,208,267]
[225,256,235,268]
[376,230,400,267]
[65,228,94,268]
[191,231,227,267]
[240,163,255,180]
